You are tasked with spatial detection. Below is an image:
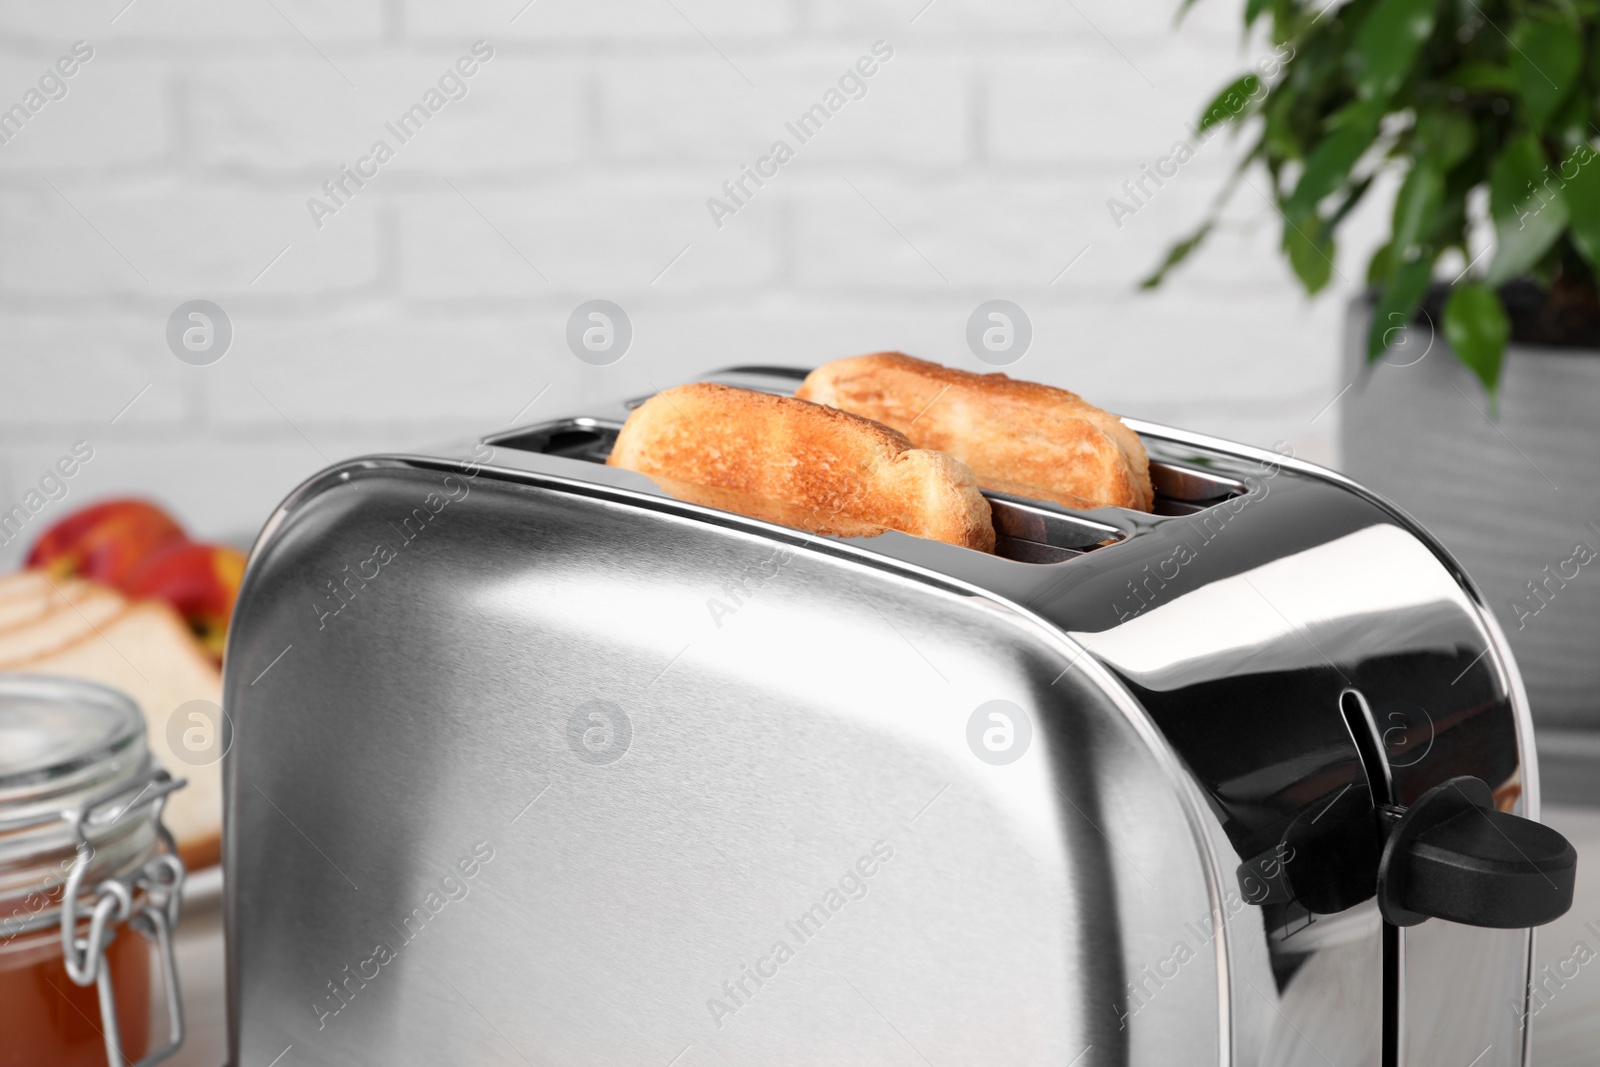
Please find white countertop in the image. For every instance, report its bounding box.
[166,872,226,1067]
[1525,805,1600,1066]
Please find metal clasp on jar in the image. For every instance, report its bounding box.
[59,765,189,1067]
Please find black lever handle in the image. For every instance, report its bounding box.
[1377,776,1576,928]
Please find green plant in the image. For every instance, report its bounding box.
[1146,0,1600,399]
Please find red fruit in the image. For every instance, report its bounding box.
[125,542,248,659]
[27,500,187,588]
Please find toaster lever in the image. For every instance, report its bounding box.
[1375,776,1576,928]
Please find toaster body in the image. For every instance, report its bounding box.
[224,368,1548,1066]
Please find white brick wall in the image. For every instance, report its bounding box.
[0,0,1388,566]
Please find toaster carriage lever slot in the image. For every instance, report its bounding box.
[1258,692,1577,930]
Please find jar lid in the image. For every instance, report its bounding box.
[0,676,161,936]
[0,675,143,797]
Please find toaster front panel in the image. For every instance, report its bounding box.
[225,464,1235,1066]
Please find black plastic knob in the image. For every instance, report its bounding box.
[1377,776,1576,928]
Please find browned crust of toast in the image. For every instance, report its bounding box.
[796,352,1154,512]
[607,382,995,551]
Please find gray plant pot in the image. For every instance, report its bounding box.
[1340,296,1600,761]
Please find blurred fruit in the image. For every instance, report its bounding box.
[25,499,245,661]
[125,542,247,659]
[27,500,187,587]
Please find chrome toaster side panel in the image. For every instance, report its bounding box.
[986,423,1536,1067]
[223,460,1235,1066]
[1095,424,1542,1067]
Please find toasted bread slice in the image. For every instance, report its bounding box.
[644,474,896,541]
[608,382,995,551]
[797,352,1154,512]
[10,598,223,870]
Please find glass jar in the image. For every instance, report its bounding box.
[0,676,187,1067]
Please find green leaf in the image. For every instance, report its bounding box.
[1392,161,1445,256]
[1560,142,1600,268]
[1367,240,1395,284]
[1284,213,1336,293]
[1353,0,1438,103]
[1366,255,1435,362]
[1487,135,1552,219]
[1285,106,1380,216]
[1510,17,1583,130]
[1486,135,1568,285]
[1326,174,1376,232]
[1262,95,1303,161]
[1443,283,1510,397]
[1450,61,1518,92]
[1197,74,1263,132]
[1414,108,1475,169]
[1272,0,1302,42]
[1140,221,1215,289]
[1245,0,1272,28]
[1549,74,1592,148]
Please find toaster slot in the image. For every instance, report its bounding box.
[492,419,621,463]
[985,493,1126,564]
[491,419,1223,566]
[1148,460,1248,516]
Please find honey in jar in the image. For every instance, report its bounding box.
[0,676,186,1067]
[0,921,152,1066]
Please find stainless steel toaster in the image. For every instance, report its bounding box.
[222,366,1576,1066]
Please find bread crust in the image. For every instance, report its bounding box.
[11,590,223,866]
[797,352,1154,512]
[0,586,127,665]
[608,382,995,551]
